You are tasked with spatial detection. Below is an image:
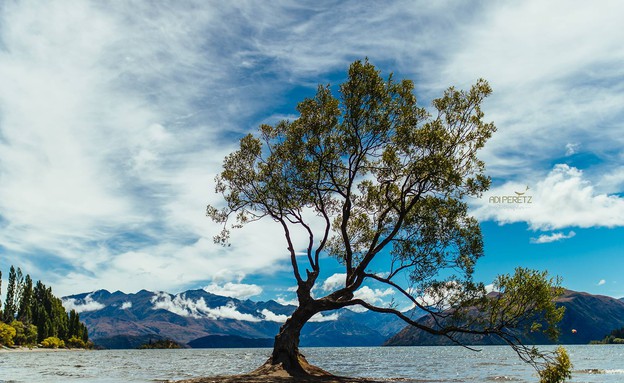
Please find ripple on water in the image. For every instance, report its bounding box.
[485,376,521,381]
[577,368,624,374]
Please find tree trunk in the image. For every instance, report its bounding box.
[254,301,332,377]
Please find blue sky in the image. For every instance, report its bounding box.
[0,1,623,305]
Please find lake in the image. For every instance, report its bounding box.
[0,345,622,382]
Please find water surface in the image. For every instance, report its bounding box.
[0,345,622,382]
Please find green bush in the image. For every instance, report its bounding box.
[539,346,573,383]
[613,338,624,344]
[0,322,17,346]
[40,336,65,349]
[66,335,87,348]
[10,320,38,346]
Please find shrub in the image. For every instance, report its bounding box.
[0,322,17,346]
[66,335,87,348]
[10,320,38,346]
[40,336,65,349]
[539,346,573,383]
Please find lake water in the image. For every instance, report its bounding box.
[0,345,622,382]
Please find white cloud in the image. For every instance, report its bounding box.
[0,1,310,296]
[150,292,260,322]
[309,312,340,322]
[203,282,263,300]
[473,164,624,230]
[353,286,394,305]
[1,1,623,299]
[275,297,299,307]
[565,143,580,156]
[598,279,606,286]
[120,302,132,310]
[598,166,624,193]
[260,309,289,323]
[321,273,347,292]
[530,231,576,244]
[62,293,105,313]
[434,2,624,183]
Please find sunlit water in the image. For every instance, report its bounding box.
[0,345,622,382]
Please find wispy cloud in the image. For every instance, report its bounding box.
[437,2,624,180]
[565,143,580,156]
[1,1,623,297]
[62,293,105,313]
[530,231,576,244]
[598,279,606,286]
[150,292,260,322]
[203,282,263,300]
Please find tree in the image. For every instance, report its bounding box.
[3,266,17,322]
[208,60,570,381]
[30,280,69,342]
[17,274,33,324]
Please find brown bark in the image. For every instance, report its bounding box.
[255,301,332,377]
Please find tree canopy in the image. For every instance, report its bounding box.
[0,264,90,348]
[208,59,570,382]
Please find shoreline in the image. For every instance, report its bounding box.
[0,345,88,353]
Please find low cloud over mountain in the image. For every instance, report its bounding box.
[63,288,422,349]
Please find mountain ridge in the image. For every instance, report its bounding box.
[63,288,424,349]
[384,289,624,346]
[64,288,624,349]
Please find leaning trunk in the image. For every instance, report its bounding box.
[255,301,332,377]
[271,314,308,372]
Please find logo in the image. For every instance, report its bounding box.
[488,185,533,204]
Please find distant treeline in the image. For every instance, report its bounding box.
[138,339,182,349]
[0,265,90,348]
[590,327,624,344]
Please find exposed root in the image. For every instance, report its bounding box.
[174,356,398,383]
[249,355,333,377]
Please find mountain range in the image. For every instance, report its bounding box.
[62,289,424,349]
[385,290,624,346]
[63,289,624,349]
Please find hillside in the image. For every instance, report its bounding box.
[385,290,624,346]
[63,289,424,349]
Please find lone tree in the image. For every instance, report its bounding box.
[208,60,571,382]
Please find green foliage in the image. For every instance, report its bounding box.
[538,347,573,383]
[3,266,17,322]
[10,320,38,346]
[611,327,624,338]
[480,268,565,341]
[0,322,16,346]
[0,265,89,347]
[591,326,624,344]
[31,280,70,342]
[66,335,88,348]
[209,59,495,288]
[138,339,182,349]
[208,59,567,380]
[17,275,33,324]
[40,336,65,349]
